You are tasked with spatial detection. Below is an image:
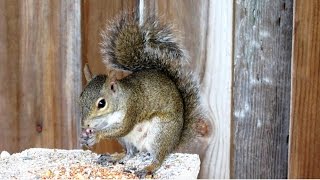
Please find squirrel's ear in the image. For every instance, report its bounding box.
[115,69,132,80]
[106,68,132,81]
[107,68,132,93]
[84,63,93,82]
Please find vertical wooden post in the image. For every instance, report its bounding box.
[0,0,20,153]
[288,0,320,178]
[200,1,233,178]
[58,0,82,149]
[232,0,293,178]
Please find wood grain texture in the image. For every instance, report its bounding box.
[156,0,208,79]
[0,0,81,152]
[144,0,233,178]
[288,0,320,178]
[0,0,20,153]
[199,1,233,178]
[81,0,137,153]
[232,0,293,178]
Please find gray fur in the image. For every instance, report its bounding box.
[100,12,204,146]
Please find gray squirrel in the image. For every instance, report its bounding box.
[79,12,209,176]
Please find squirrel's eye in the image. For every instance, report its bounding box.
[97,99,106,109]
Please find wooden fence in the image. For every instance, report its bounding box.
[0,0,319,178]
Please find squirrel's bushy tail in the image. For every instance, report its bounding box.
[100,12,206,148]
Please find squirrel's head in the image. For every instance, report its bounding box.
[79,74,127,134]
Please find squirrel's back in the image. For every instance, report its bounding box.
[100,12,207,148]
[121,69,183,124]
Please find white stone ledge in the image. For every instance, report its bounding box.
[0,148,200,179]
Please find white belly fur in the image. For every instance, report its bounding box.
[121,117,161,153]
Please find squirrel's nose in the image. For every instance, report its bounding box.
[86,128,93,134]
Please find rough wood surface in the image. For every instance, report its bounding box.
[0,0,20,153]
[143,0,233,178]
[0,0,81,152]
[288,0,320,178]
[198,1,233,178]
[81,0,136,153]
[232,0,293,178]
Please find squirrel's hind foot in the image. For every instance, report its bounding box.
[134,169,153,179]
[96,153,124,165]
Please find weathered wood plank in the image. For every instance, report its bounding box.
[199,1,233,178]
[232,0,293,178]
[143,0,233,178]
[0,0,81,152]
[288,0,320,178]
[58,0,82,149]
[81,0,137,153]
[0,0,20,152]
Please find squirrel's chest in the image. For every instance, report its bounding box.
[121,117,161,152]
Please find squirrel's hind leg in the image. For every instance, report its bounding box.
[134,157,161,178]
[96,140,138,165]
[117,139,138,164]
[135,116,183,178]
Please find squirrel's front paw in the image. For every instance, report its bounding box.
[80,128,96,147]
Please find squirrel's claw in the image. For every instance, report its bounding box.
[97,154,117,165]
[134,169,153,179]
[118,154,133,164]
